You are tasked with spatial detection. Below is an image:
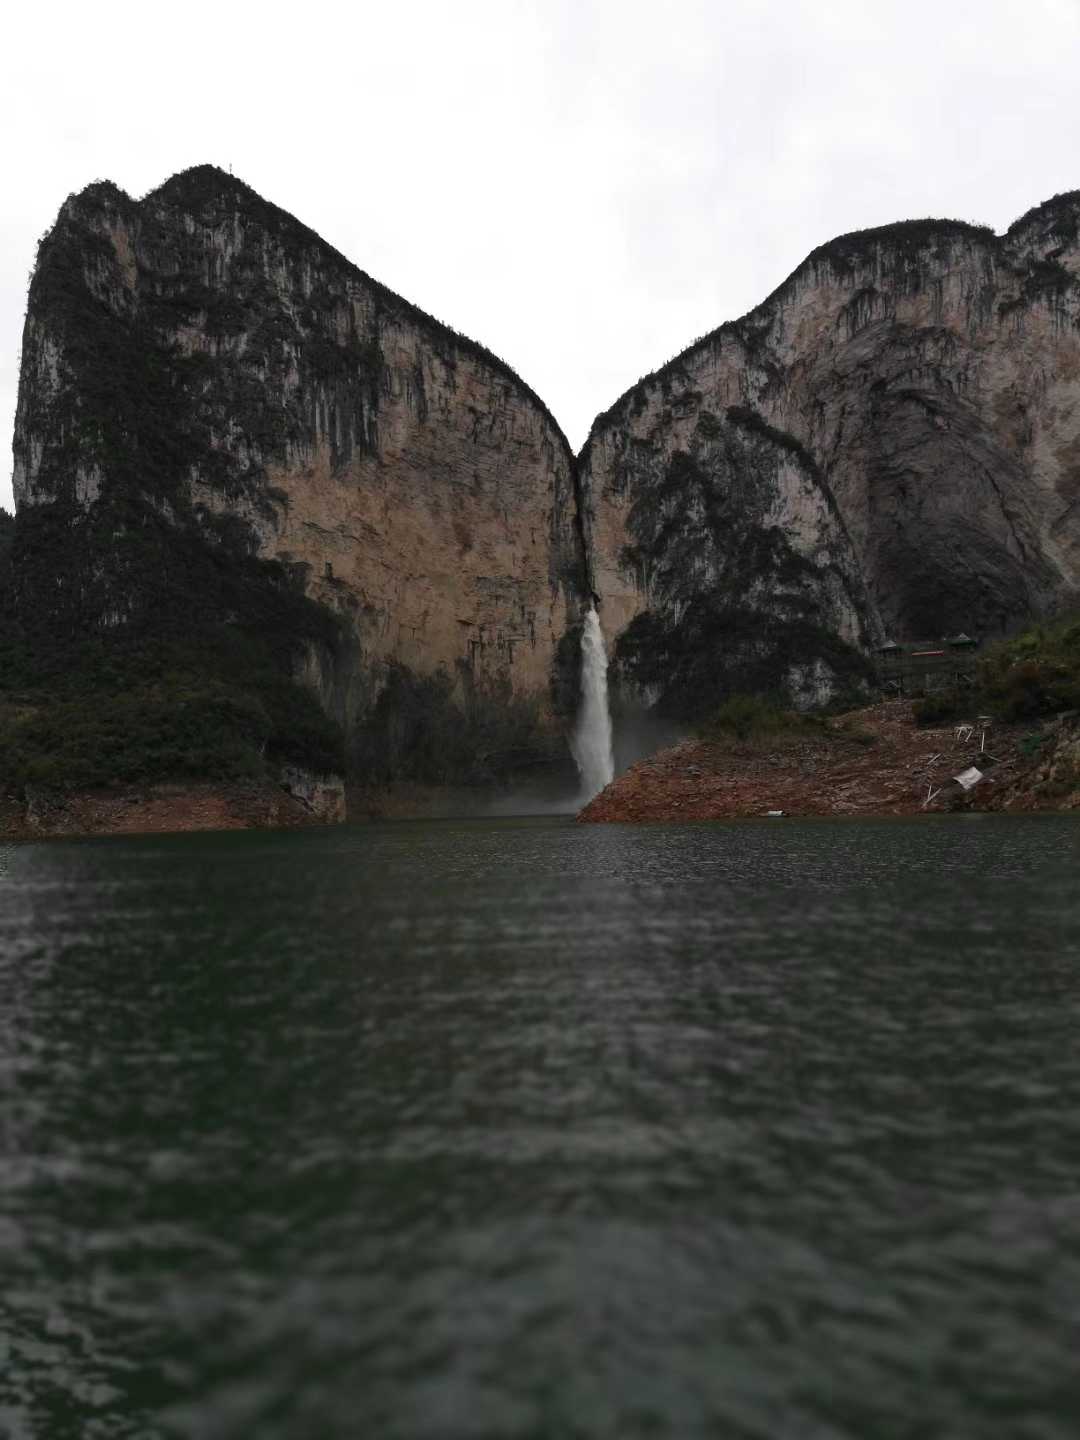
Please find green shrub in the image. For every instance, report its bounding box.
[913,690,967,726]
[615,599,873,720]
[700,694,879,747]
[0,603,344,790]
[832,718,877,746]
[699,694,825,743]
[1019,733,1051,758]
[976,616,1080,721]
[0,682,269,790]
[349,663,553,787]
[703,694,784,740]
[907,615,1080,728]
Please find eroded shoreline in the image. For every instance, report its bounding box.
[578,702,1080,824]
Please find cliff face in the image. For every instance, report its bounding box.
[581,198,1080,712]
[11,167,585,779]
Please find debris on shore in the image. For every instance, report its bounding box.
[578,701,1080,823]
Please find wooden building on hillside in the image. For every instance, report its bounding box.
[875,633,980,696]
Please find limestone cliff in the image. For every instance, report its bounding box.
[8,166,585,793]
[581,196,1080,713]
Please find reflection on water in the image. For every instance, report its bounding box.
[1,816,1079,1438]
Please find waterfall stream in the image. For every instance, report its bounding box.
[571,606,615,800]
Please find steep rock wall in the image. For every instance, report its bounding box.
[580,197,1080,710]
[12,167,585,750]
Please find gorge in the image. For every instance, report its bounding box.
[4,166,1080,829]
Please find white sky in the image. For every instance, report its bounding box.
[4,0,1080,513]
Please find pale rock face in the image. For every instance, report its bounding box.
[257,321,577,709]
[13,330,69,505]
[787,658,836,712]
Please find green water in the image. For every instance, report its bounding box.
[1,816,1078,1439]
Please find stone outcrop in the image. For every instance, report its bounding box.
[277,765,347,823]
[581,197,1080,713]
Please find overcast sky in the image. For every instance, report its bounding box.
[4,0,1080,513]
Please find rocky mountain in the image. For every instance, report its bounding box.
[6,169,1080,814]
[581,196,1080,714]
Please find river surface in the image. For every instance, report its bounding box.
[1,815,1078,1439]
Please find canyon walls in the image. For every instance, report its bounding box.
[8,169,1080,807]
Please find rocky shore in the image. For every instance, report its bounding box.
[578,701,1080,823]
[0,774,345,841]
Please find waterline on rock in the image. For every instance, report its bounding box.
[571,606,615,800]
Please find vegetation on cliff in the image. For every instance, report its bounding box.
[609,418,872,717]
[615,603,872,720]
[698,693,875,747]
[803,217,994,280]
[0,528,344,789]
[348,664,563,787]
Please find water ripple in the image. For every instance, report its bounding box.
[1,815,1078,1437]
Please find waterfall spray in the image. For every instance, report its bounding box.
[571,605,615,799]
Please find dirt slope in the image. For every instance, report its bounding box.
[578,701,1079,822]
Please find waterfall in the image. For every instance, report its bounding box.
[571,605,615,799]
